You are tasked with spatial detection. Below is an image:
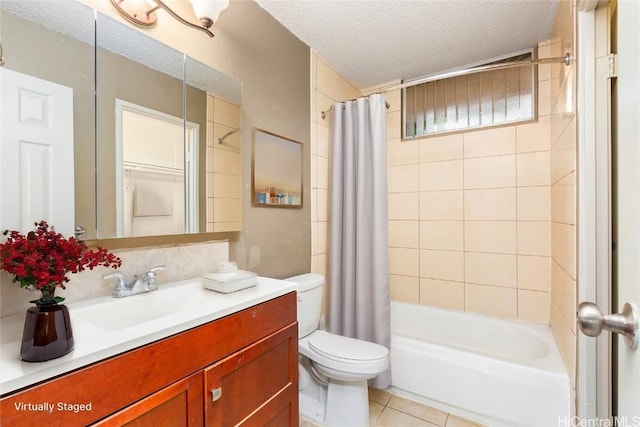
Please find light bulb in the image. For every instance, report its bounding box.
[189,0,229,28]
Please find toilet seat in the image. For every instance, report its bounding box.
[309,330,388,363]
[301,330,389,376]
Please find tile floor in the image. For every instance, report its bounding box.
[299,388,484,427]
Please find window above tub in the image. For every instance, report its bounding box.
[402,51,536,139]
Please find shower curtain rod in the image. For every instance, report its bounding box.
[321,53,571,120]
[218,127,240,144]
[321,100,390,120]
[377,52,573,94]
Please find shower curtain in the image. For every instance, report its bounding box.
[327,94,390,388]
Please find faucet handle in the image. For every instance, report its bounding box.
[146,265,166,290]
[148,265,166,274]
[103,271,127,297]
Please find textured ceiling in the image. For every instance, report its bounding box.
[256,0,558,90]
[3,0,558,95]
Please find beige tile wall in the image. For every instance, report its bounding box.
[547,0,578,388]
[387,66,552,324]
[206,95,242,232]
[310,53,361,280]
[310,49,558,326]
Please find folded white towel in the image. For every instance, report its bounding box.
[134,178,173,217]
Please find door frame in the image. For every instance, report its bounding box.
[114,99,199,237]
[576,0,613,419]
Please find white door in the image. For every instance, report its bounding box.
[0,68,75,236]
[613,0,640,415]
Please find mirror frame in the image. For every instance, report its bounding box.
[251,128,303,209]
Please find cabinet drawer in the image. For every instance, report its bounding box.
[204,324,298,427]
[91,372,203,427]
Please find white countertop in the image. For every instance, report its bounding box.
[0,276,298,395]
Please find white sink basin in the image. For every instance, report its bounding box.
[70,280,209,332]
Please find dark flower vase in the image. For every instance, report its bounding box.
[20,287,74,362]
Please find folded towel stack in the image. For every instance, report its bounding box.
[201,264,257,293]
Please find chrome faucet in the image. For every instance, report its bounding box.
[103,265,166,298]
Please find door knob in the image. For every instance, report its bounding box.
[577,302,639,350]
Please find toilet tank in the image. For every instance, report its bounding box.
[285,273,325,338]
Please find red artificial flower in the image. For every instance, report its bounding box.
[0,221,121,300]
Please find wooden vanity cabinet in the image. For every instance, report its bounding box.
[0,292,298,427]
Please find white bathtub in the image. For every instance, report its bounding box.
[389,301,571,427]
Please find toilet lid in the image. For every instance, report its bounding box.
[308,330,388,363]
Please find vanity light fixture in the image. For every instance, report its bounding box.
[110,0,229,38]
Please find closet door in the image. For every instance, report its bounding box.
[0,68,75,235]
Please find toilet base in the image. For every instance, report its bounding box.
[324,379,370,427]
[299,393,326,425]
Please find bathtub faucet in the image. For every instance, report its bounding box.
[103,265,166,297]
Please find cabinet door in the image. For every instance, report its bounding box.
[92,372,204,427]
[204,324,298,426]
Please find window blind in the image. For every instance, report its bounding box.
[403,54,536,138]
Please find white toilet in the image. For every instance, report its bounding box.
[286,273,389,427]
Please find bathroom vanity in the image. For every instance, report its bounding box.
[0,279,299,426]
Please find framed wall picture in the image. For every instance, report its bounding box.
[251,128,303,208]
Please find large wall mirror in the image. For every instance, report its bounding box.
[0,1,242,240]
